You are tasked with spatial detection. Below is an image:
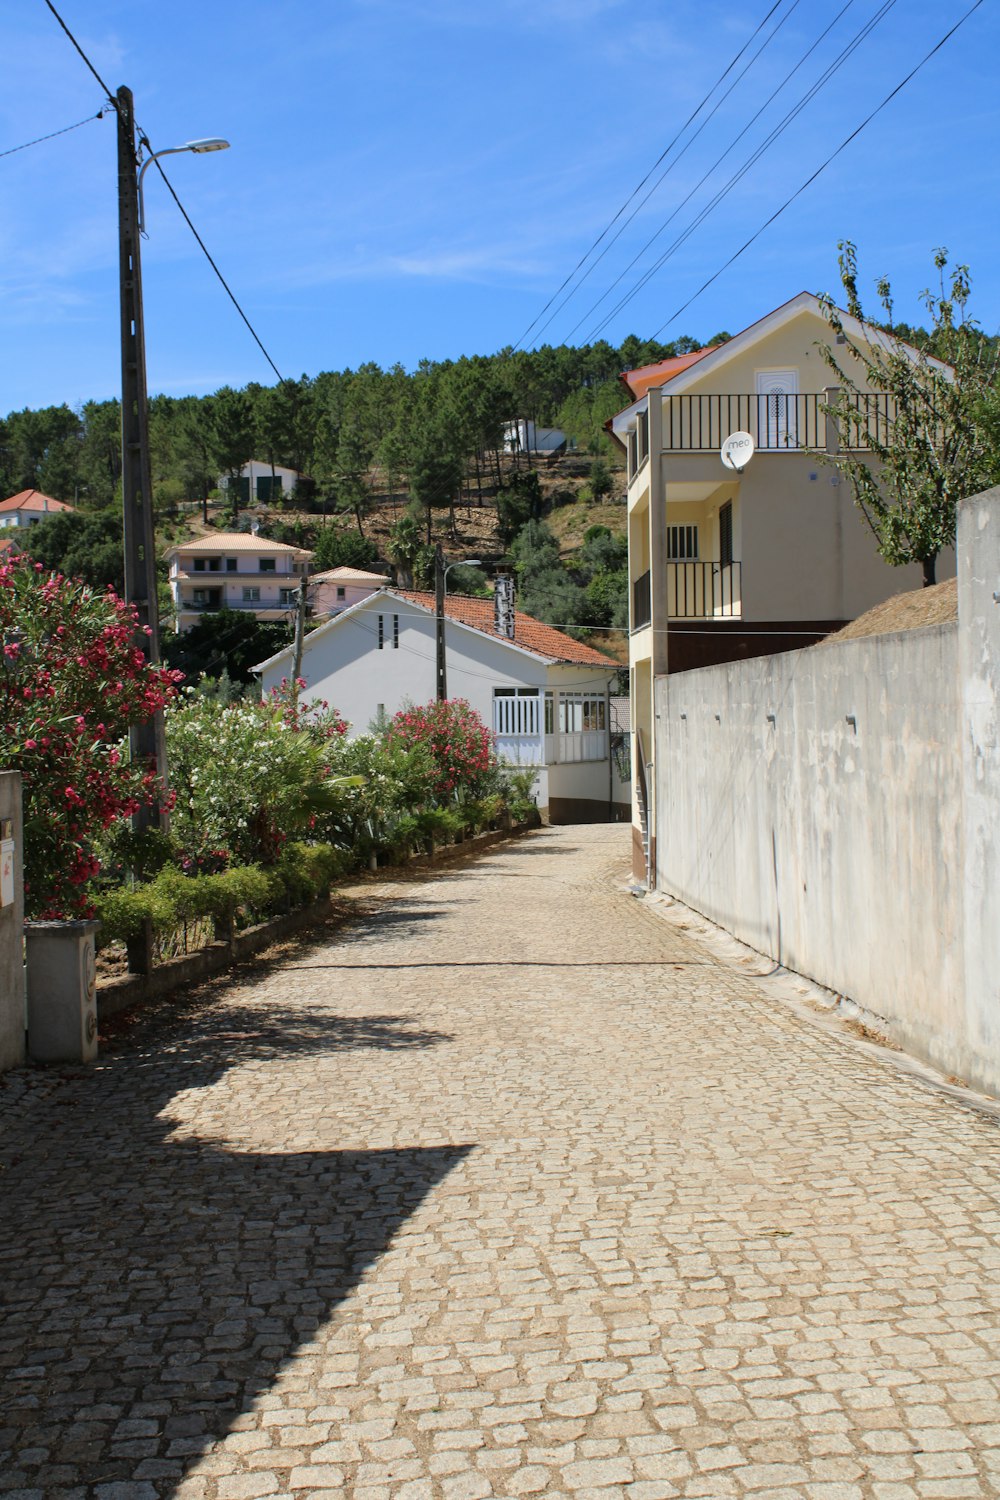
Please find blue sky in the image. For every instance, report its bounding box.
[1,0,996,414]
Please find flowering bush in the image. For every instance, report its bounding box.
[166,683,349,868]
[0,556,180,917]
[383,699,496,804]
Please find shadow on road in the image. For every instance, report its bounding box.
[0,993,466,1497]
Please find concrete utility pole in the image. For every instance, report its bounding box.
[291,564,310,710]
[117,84,168,823]
[434,543,447,701]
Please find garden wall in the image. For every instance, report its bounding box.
[653,486,1000,1096]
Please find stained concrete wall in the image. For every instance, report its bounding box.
[653,486,1000,1094]
[958,486,1000,1089]
[0,771,25,1072]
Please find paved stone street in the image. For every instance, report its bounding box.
[3,825,1000,1500]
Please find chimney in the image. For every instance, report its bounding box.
[494,572,515,640]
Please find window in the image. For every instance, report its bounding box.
[193,556,221,572]
[336,586,346,600]
[378,614,384,649]
[226,558,237,572]
[193,558,205,572]
[279,588,296,606]
[719,502,733,569]
[556,691,607,756]
[393,614,399,648]
[259,558,276,573]
[544,691,554,735]
[242,587,261,602]
[667,525,699,560]
[493,688,541,737]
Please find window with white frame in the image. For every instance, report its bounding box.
[243,587,261,602]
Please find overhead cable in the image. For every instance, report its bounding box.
[527,0,807,348]
[0,108,107,160]
[580,0,900,344]
[511,0,789,351]
[652,0,985,339]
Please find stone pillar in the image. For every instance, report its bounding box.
[25,920,100,1065]
[0,772,25,1073]
[958,484,1000,1096]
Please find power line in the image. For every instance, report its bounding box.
[0,108,107,160]
[511,0,789,352]
[579,0,898,345]
[40,1,287,387]
[567,0,860,344]
[139,139,287,385]
[652,0,985,339]
[40,0,117,104]
[528,0,806,349]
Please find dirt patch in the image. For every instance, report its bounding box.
[820,576,957,644]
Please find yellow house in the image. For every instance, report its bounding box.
[610,291,955,885]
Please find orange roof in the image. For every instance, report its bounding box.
[620,347,719,399]
[394,589,618,667]
[0,489,73,514]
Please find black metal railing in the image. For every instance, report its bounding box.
[667,561,741,619]
[632,569,651,629]
[660,392,896,452]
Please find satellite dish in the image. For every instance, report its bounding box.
[721,431,754,471]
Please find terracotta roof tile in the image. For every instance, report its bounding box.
[0,489,74,514]
[621,347,718,399]
[394,589,618,666]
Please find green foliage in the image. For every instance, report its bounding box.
[819,242,1000,585]
[496,471,543,544]
[312,527,380,572]
[509,518,586,625]
[17,507,124,592]
[163,609,293,687]
[384,699,496,803]
[166,691,346,867]
[588,457,614,502]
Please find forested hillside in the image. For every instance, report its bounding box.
[0,334,724,513]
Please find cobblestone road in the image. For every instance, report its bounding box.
[4,825,1000,1500]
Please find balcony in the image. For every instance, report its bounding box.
[660,392,895,453]
[178,597,294,613]
[631,562,742,627]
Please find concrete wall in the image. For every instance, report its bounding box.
[654,489,1000,1092]
[0,772,24,1073]
[958,486,1000,1089]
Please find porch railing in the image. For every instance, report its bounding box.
[661,392,896,452]
[631,562,741,625]
[668,560,741,618]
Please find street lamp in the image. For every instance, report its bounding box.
[434,547,483,701]
[115,86,229,828]
[137,138,229,232]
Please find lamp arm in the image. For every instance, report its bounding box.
[136,146,189,233]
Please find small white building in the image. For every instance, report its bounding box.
[0,490,74,528]
[255,587,629,824]
[310,565,391,617]
[220,461,306,507]
[164,532,312,633]
[502,421,567,456]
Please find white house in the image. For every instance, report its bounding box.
[164,532,312,633]
[220,460,306,507]
[310,565,391,617]
[502,420,567,456]
[0,490,74,528]
[255,587,628,823]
